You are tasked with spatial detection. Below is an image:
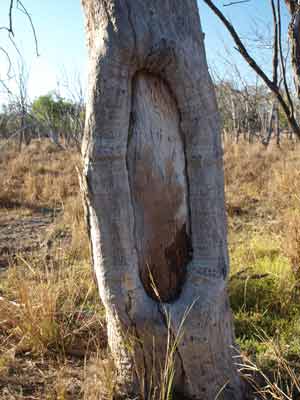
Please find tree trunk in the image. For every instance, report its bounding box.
[275,103,281,146]
[286,1,300,97]
[231,93,239,143]
[81,1,244,399]
[263,100,276,147]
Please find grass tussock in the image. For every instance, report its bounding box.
[0,258,105,355]
[0,251,106,399]
[0,140,79,209]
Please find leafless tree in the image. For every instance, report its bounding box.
[57,70,86,149]
[14,61,31,149]
[203,0,300,138]
[213,60,274,144]
[0,1,38,105]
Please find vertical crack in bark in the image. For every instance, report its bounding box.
[125,77,141,305]
[179,116,193,248]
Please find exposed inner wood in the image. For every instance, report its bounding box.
[127,72,192,303]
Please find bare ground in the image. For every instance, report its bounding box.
[0,208,58,270]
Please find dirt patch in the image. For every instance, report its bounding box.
[0,353,83,400]
[0,208,57,270]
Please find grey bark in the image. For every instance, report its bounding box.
[285,1,300,97]
[81,1,244,399]
[231,94,239,143]
[276,104,281,146]
[263,100,276,146]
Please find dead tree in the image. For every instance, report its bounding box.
[203,0,300,139]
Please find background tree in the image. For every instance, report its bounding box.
[12,61,31,149]
[58,70,86,147]
[32,93,70,146]
[203,0,300,139]
[0,0,38,90]
[31,92,84,149]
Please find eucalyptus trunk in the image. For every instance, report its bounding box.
[81,1,244,399]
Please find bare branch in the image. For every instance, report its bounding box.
[270,0,279,85]
[203,0,275,88]
[0,78,12,96]
[0,47,13,78]
[8,0,14,35]
[16,0,39,56]
[202,0,300,138]
[0,0,14,35]
[0,1,39,60]
[223,0,250,6]
[8,33,22,60]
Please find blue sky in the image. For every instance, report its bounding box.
[0,0,86,101]
[0,0,290,102]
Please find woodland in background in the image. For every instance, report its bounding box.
[0,76,296,152]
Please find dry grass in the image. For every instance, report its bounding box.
[0,140,103,399]
[0,259,105,354]
[1,138,300,398]
[0,140,78,209]
[224,139,300,399]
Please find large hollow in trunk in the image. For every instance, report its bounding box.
[127,72,191,302]
[81,1,244,399]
